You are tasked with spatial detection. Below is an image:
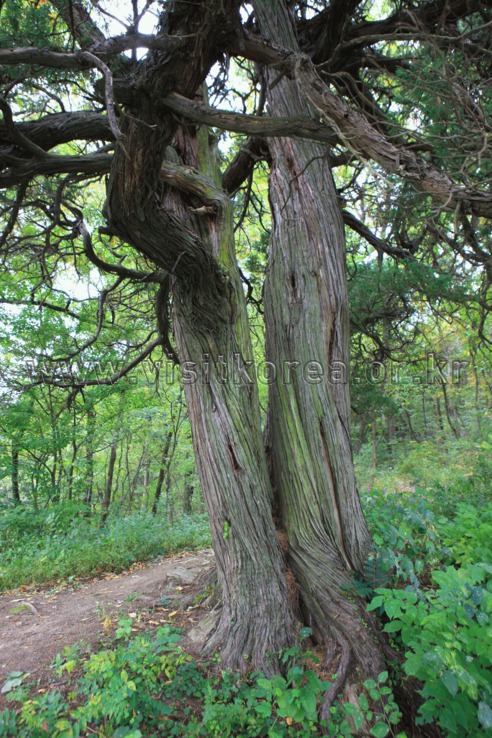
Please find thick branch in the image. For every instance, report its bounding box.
[232,34,492,218]
[0,152,112,188]
[299,0,482,66]
[222,137,269,194]
[161,92,339,146]
[0,111,113,154]
[0,35,184,70]
[0,99,50,160]
[302,64,492,217]
[343,210,415,259]
[50,0,106,47]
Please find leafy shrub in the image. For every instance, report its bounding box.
[369,563,492,736]
[438,504,492,566]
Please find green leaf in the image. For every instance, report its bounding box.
[370,722,390,737]
[478,702,492,730]
[470,587,483,605]
[255,701,272,718]
[378,671,388,684]
[359,694,369,711]
[353,710,364,730]
[477,611,489,626]
[301,690,317,720]
[367,596,384,611]
[1,673,25,694]
[383,620,402,633]
[441,671,459,696]
[384,599,403,619]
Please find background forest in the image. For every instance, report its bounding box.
[0,0,491,736]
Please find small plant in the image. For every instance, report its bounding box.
[50,642,84,677]
[114,615,134,640]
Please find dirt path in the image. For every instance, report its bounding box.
[0,549,213,685]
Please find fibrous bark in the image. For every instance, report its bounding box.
[169,127,293,671]
[254,0,386,691]
[102,0,293,671]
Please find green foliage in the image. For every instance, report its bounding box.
[439,504,492,566]
[341,672,403,738]
[362,457,492,737]
[0,510,210,592]
[0,628,402,738]
[0,0,59,49]
[0,503,89,546]
[369,562,492,737]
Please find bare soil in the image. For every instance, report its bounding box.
[0,549,214,693]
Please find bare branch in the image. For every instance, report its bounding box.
[8,338,163,390]
[79,218,167,283]
[0,35,185,70]
[0,297,79,320]
[79,52,122,140]
[161,92,339,147]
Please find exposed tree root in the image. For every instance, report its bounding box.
[321,633,352,722]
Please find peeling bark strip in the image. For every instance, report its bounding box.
[254,0,386,691]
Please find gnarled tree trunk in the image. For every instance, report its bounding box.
[255,0,385,689]
[167,127,293,670]
[104,0,292,670]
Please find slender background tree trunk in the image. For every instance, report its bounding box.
[11,440,21,505]
[101,441,117,524]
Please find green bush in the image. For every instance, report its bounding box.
[368,563,492,736]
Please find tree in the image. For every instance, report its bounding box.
[1,0,491,698]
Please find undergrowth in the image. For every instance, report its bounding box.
[358,444,492,738]
[0,441,491,737]
[0,626,404,738]
[0,507,211,592]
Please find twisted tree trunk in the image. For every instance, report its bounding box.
[255,0,385,691]
[102,0,384,683]
[169,127,293,670]
[104,0,292,670]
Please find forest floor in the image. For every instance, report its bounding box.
[0,549,214,697]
